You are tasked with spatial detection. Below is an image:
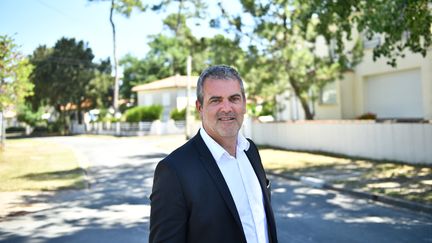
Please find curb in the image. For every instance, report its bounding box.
[266,171,432,215]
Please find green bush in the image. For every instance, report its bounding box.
[5,126,26,133]
[124,105,163,122]
[32,126,49,134]
[170,108,186,121]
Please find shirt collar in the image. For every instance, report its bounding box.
[200,127,250,162]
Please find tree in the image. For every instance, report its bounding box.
[298,0,432,66]
[86,58,114,109]
[151,0,207,36]
[89,0,145,113]
[218,0,431,120]
[119,14,247,99]
[29,37,105,127]
[0,35,34,111]
[0,35,34,147]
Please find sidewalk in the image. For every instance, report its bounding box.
[259,148,432,214]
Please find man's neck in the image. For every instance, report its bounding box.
[217,137,237,157]
[203,127,238,157]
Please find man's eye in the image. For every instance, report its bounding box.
[230,96,241,102]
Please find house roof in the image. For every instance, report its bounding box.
[132,75,199,92]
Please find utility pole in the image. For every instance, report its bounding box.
[185,56,192,139]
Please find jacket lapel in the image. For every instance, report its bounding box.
[192,133,245,237]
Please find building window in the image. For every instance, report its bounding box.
[319,81,337,105]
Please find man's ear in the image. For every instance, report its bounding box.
[195,100,202,111]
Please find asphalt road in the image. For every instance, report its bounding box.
[0,136,431,243]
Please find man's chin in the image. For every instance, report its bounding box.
[216,127,240,138]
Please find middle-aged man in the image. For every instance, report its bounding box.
[149,65,278,243]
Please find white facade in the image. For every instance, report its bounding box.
[278,46,432,121]
[132,75,198,121]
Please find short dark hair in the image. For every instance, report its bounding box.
[196,65,245,104]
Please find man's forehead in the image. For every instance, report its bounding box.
[203,79,241,95]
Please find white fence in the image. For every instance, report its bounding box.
[72,120,186,136]
[251,121,432,165]
[72,119,432,165]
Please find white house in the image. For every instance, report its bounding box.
[132,75,198,121]
[276,40,432,121]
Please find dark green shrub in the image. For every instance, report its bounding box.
[5,126,26,133]
[32,126,49,134]
[124,107,141,122]
[142,105,163,121]
[170,108,186,121]
[124,105,163,122]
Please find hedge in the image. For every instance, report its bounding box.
[124,105,163,122]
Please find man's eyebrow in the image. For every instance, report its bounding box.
[208,96,222,101]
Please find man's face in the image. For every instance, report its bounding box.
[196,78,246,143]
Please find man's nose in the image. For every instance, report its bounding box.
[220,99,233,112]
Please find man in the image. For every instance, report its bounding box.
[149,65,278,243]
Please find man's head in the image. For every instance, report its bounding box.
[196,65,246,143]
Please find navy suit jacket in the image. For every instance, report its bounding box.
[149,131,278,243]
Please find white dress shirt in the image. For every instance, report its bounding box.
[200,128,269,243]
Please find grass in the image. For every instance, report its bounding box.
[0,138,86,191]
[259,148,432,205]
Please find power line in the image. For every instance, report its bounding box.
[35,0,81,22]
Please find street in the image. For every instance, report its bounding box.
[0,136,431,243]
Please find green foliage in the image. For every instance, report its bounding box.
[301,0,432,66]
[216,0,431,120]
[0,35,34,111]
[29,37,112,125]
[247,101,275,118]
[121,14,247,100]
[86,59,114,109]
[16,103,46,127]
[170,108,186,121]
[124,105,163,122]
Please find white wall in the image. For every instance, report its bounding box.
[251,121,432,165]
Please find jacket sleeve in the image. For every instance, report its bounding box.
[149,161,188,243]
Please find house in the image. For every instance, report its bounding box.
[276,38,432,121]
[132,75,199,121]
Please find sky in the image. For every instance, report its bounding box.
[0,0,227,62]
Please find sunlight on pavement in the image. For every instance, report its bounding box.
[294,187,328,196]
[0,204,150,240]
[323,212,395,224]
[326,194,367,211]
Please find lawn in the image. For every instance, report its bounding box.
[259,148,432,205]
[0,138,86,191]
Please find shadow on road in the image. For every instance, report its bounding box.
[270,176,432,243]
[0,152,163,243]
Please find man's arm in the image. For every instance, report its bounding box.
[149,161,188,243]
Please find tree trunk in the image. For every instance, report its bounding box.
[288,77,315,120]
[281,14,314,120]
[110,0,120,113]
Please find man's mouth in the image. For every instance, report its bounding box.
[218,117,235,121]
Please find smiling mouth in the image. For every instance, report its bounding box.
[218,117,235,121]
